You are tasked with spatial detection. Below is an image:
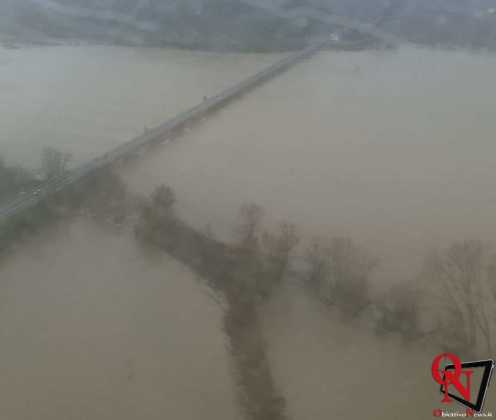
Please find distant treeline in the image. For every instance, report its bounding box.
[2,0,496,51]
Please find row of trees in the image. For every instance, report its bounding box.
[0,157,35,203]
[305,236,377,318]
[135,192,294,420]
[135,184,496,419]
[1,163,130,258]
[421,240,496,357]
[135,188,428,420]
[0,147,71,203]
[6,167,491,364]
[304,234,496,358]
[177,192,496,358]
[5,163,493,363]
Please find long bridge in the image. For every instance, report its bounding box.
[0,39,331,222]
[0,15,402,223]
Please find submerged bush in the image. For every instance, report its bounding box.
[235,203,264,256]
[0,165,131,258]
[259,222,300,295]
[40,147,71,181]
[0,157,38,203]
[305,238,333,301]
[374,283,420,340]
[305,236,377,318]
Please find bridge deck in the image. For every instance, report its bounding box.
[0,39,336,222]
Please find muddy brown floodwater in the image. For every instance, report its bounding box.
[123,46,496,290]
[0,45,284,168]
[0,219,242,420]
[2,45,496,419]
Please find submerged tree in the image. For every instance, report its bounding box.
[236,203,264,256]
[305,237,333,301]
[151,184,176,213]
[0,157,35,201]
[261,222,300,293]
[375,283,420,341]
[421,240,496,357]
[305,236,377,318]
[135,195,289,420]
[135,184,178,245]
[41,147,71,181]
[225,206,289,420]
[328,237,377,317]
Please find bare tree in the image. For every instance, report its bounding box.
[328,237,377,318]
[0,157,35,200]
[235,203,264,256]
[135,184,178,245]
[259,222,300,296]
[422,240,496,357]
[305,237,333,302]
[305,236,377,317]
[375,283,420,340]
[263,223,299,272]
[41,147,71,181]
[151,184,176,215]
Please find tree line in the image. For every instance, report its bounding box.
[136,185,496,359]
[134,183,496,419]
[2,164,494,418]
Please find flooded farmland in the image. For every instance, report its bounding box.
[2,44,496,419]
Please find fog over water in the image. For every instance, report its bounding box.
[123,46,496,287]
[1,44,496,418]
[0,46,283,168]
[0,219,241,420]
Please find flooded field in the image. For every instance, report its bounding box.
[1,44,496,419]
[0,218,241,420]
[0,45,282,168]
[123,46,496,287]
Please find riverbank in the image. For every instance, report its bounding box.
[0,34,382,53]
